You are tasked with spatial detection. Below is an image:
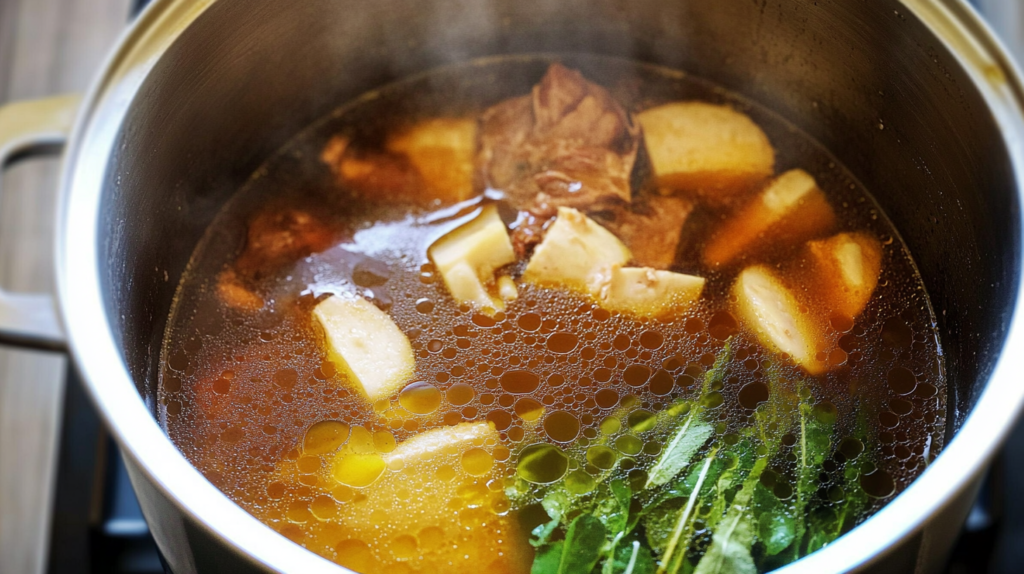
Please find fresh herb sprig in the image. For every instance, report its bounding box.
[527,341,871,574]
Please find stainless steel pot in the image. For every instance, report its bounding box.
[1,0,1021,572]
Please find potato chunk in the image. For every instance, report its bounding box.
[803,232,883,318]
[593,266,705,319]
[703,169,836,268]
[387,117,477,204]
[638,102,774,201]
[313,295,414,402]
[429,205,517,313]
[732,266,825,374]
[523,207,632,292]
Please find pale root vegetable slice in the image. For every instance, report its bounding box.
[732,266,826,374]
[592,266,705,319]
[311,421,529,573]
[387,117,478,203]
[312,295,414,402]
[429,205,517,312]
[804,232,883,318]
[703,169,836,268]
[383,421,497,469]
[638,102,775,201]
[523,207,632,292]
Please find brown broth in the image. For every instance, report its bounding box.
[159,55,945,573]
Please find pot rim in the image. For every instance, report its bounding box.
[54,0,1024,572]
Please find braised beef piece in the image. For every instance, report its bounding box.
[476,63,640,213]
[234,208,337,281]
[508,202,557,259]
[594,196,694,270]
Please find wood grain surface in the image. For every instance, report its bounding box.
[0,0,130,573]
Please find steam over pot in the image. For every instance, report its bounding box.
[0,0,1018,572]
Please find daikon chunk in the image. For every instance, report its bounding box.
[804,232,883,318]
[429,205,517,313]
[593,266,705,319]
[732,266,825,374]
[313,296,414,402]
[385,421,496,469]
[638,102,774,202]
[318,421,530,573]
[704,169,836,268]
[523,207,632,292]
[387,117,478,204]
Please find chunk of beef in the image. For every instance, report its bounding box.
[477,63,640,213]
[234,208,337,281]
[596,196,694,270]
[508,202,557,259]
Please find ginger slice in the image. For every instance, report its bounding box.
[703,169,836,268]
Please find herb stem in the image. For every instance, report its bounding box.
[623,540,640,574]
[657,447,718,574]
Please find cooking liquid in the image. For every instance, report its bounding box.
[159,56,946,572]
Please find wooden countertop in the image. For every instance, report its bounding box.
[0,0,130,572]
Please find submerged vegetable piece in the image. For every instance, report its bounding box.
[234,208,337,281]
[476,62,640,213]
[327,422,531,573]
[429,205,517,313]
[523,207,631,292]
[802,232,883,319]
[638,102,775,202]
[732,266,825,374]
[312,295,414,402]
[386,117,478,204]
[215,269,264,311]
[598,196,695,270]
[703,169,836,268]
[322,135,425,202]
[593,266,705,320]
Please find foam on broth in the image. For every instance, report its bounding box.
[159,55,945,573]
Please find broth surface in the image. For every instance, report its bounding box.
[160,56,945,573]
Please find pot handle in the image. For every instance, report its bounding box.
[0,94,81,352]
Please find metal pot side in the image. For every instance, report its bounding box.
[54,0,1024,572]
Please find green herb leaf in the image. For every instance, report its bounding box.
[692,458,767,574]
[643,497,686,554]
[646,411,714,488]
[531,490,574,547]
[593,479,632,536]
[608,538,658,574]
[558,515,607,574]
[532,541,566,574]
[754,484,797,556]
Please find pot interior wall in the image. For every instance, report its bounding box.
[103,0,1018,443]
